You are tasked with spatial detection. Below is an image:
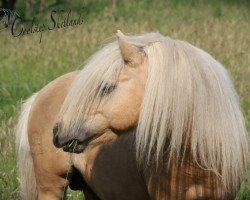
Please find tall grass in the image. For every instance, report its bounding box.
[0,0,249,199]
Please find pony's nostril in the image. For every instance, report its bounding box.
[53,133,60,147]
[52,122,65,148]
[53,122,59,136]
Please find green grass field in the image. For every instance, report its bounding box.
[0,0,249,199]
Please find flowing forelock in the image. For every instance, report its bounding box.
[59,32,164,135]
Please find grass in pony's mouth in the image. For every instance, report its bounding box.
[63,135,99,153]
[62,139,79,153]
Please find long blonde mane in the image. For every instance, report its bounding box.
[59,32,248,193]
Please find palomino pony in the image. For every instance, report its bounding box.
[16,31,248,199]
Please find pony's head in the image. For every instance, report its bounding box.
[53,31,248,196]
[53,30,150,151]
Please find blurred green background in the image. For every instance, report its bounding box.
[0,0,249,199]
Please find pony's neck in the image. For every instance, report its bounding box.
[73,130,151,200]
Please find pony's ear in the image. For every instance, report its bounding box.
[116,30,144,67]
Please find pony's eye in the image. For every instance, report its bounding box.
[100,83,116,96]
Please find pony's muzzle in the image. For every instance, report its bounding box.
[53,122,71,149]
[52,122,95,153]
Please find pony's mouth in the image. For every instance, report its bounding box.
[62,136,96,153]
[62,139,84,153]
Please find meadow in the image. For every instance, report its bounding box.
[0,0,249,199]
